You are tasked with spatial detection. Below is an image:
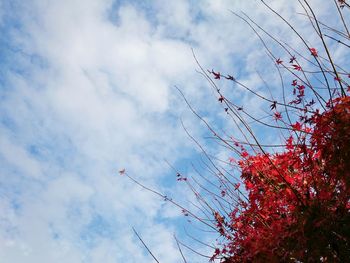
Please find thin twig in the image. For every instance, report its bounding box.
[132,227,160,263]
[174,235,188,263]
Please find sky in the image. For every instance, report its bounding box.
[0,1,342,262]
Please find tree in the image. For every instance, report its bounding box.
[126,1,350,262]
[214,96,350,262]
[185,1,350,262]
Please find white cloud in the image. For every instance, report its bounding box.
[0,136,43,179]
[0,0,340,262]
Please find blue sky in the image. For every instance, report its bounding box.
[0,0,341,262]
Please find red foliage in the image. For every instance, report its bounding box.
[194,5,350,259]
[142,2,350,262]
[214,97,350,262]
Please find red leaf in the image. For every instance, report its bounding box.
[211,70,221,79]
[310,47,318,57]
[286,136,294,150]
[291,121,302,131]
[274,111,282,120]
[241,151,249,158]
[292,64,302,71]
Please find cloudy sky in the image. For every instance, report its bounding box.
[0,0,341,262]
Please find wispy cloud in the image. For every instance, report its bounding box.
[0,0,336,262]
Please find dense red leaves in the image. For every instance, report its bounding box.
[213,97,350,262]
[311,97,350,189]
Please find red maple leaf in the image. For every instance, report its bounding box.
[276,58,283,64]
[241,151,249,158]
[210,70,221,79]
[274,111,282,120]
[291,121,302,131]
[292,64,302,71]
[310,47,318,57]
